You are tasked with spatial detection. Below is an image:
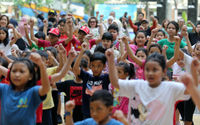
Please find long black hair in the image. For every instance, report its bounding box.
[0,27,9,46]
[9,58,37,90]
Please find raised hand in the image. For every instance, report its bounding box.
[81,42,89,51]
[65,100,75,112]
[43,19,48,27]
[29,52,43,66]
[29,18,35,27]
[151,28,159,35]
[163,45,168,51]
[105,48,115,61]
[122,36,129,45]
[181,25,188,37]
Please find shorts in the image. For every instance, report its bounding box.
[176,98,195,122]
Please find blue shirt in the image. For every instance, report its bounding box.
[75,118,123,125]
[79,69,110,117]
[0,84,44,125]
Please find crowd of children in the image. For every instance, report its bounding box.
[0,9,200,125]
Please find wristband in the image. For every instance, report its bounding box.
[64,111,71,117]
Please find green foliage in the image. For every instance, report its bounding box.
[13,0,53,8]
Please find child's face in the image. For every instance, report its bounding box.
[138,14,144,21]
[46,50,54,67]
[90,60,105,76]
[108,19,113,25]
[149,47,161,55]
[108,29,118,41]
[194,43,200,60]
[102,39,112,49]
[117,66,128,79]
[10,62,32,89]
[78,31,87,43]
[90,100,112,124]
[196,25,200,33]
[135,32,146,47]
[0,16,8,27]
[58,22,65,34]
[155,32,165,41]
[145,60,164,88]
[136,51,146,61]
[49,34,59,44]
[167,23,177,36]
[0,30,6,41]
[89,19,97,28]
[141,23,148,30]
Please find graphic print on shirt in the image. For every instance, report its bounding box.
[17,97,28,108]
[85,80,103,96]
[129,94,166,125]
[70,86,82,105]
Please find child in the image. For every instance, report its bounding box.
[122,36,147,79]
[128,16,157,36]
[65,90,123,125]
[129,30,147,56]
[112,61,135,116]
[183,59,200,110]
[172,48,195,125]
[106,49,192,125]
[29,17,73,52]
[158,21,187,60]
[53,58,87,122]
[0,53,50,125]
[147,28,165,47]
[73,43,110,118]
[0,27,18,56]
[108,24,119,46]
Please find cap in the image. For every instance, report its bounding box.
[60,11,67,16]
[48,28,60,36]
[79,26,90,35]
[141,20,149,24]
[48,9,57,16]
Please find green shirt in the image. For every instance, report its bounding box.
[158,38,187,59]
[29,42,44,50]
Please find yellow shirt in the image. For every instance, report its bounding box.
[42,66,57,110]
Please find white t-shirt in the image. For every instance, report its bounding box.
[118,79,189,125]
[0,43,18,56]
[183,53,193,73]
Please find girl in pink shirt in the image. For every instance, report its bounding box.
[111,61,135,116]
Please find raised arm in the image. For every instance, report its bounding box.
[167,36,181,67]
[146,28,158,50]
[0,65,8,78]
[187,20,196,32]
[30,53,50,96]
[51,45,76,84]
[43,19,49,41]
[128,16,138,32]
[29,19,39,44]
[181,25,193,54]
[64,17,73,45]
[0,50,14,64]
[73,42,87,76]
[65,100,75,125]
[181,59,200,109]
[24,23,33,47]
[122,36,143,66]
[150,16,157,31]
[106,48,119,89]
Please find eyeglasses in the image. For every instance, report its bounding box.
[90,21,96,24]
